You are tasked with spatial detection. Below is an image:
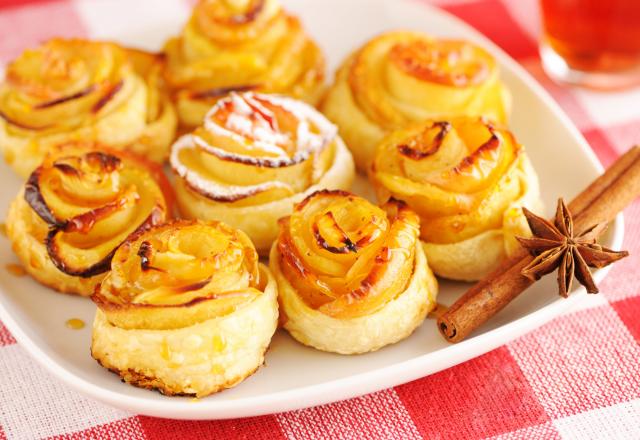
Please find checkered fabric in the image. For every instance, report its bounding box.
[1,0,639,438]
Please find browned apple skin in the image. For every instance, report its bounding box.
[24,151,168,278]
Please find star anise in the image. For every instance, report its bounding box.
[516,199,629,297]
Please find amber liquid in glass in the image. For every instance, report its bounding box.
[540,0,640,87]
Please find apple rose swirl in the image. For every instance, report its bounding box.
[91,220,278,397]
[369,117,543,282]
[0,38,177,177]
[164,0,325,127]
[321,31,511,171]
[6,150,169,296]
[270,190,438,355]
[170,92,355,255]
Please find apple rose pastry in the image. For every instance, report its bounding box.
[6,150,169,296]
[369,117,543,282]
[0,38,177,177]
[270,190,438,354]
[321,31,511,171]
[91,220,278,397]
[171,92,355,255]
[164,0,325,127]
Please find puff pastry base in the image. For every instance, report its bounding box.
[270,241,437,355]
[421,156,544,281]
[91,265,278,397]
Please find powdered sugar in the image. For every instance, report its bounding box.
[202,92,336,162]
[170,92,339,201]
[170,134,293,202]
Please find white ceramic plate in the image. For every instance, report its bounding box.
[0,0,624,420]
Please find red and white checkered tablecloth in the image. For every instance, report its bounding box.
[1,0,639,438]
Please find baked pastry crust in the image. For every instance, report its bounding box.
[6,147,169,296]
[321,31,510,171]
[170,92,355,255]
[369,117,543,281]
[0,38,177,177]
[164,0,325,127]
[91,220,278,397]
[269,190,438,354]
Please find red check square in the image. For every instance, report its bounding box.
[48,417,145,440]
[395,347,550,439]
[138,414,285,440]
[0,0,86,63]
[441,0,538,60]
[0,323,15,347]
[611,296,640,344]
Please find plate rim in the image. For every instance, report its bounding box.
[0,0,625,419]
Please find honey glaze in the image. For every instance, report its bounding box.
[428,303,449,319]
[65,318,85,330]
[6,263,26,277]
[0,222,7,237]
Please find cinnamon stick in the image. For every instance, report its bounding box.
[569,146,640,215]
[438,146,640,343]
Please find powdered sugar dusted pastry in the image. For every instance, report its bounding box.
[170,92,354,254]
[91,220,278,397]
[270,190,438,354]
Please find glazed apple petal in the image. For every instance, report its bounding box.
[371,117,526,243]
[94,221,263,330]
[164,0,325,126]
[0,38,177,178]
[349,32,507,130]
[277,190,420,319]
[1,39,131,130]
[25,151,167,277]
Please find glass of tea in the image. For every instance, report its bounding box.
[540,0,640,90]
